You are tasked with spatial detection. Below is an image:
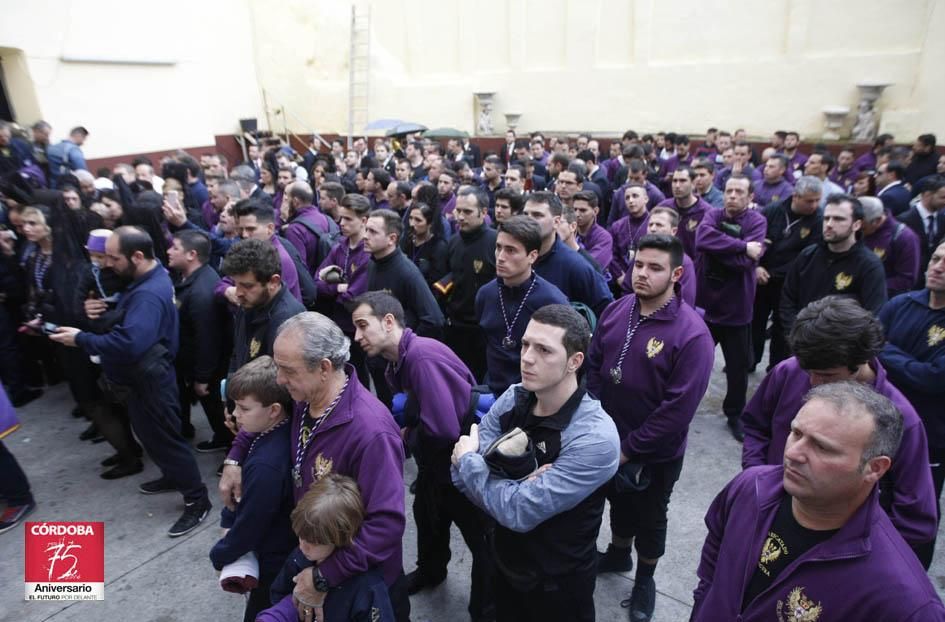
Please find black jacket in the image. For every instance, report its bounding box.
[780,241,887,337]
[899,205,945,274]
[229,284,305,374]
[174,263,230,383]
[367,248,444,338]
[441,225,497,326]
[760,198,823,279]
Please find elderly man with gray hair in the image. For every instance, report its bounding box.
[751,175,823,371]
[860,195,921,297]
[219,311,409,621]
[231,164,273,205]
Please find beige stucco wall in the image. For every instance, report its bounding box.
[1,0,942,158]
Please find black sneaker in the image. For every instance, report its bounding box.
[79,423,100,441]
[726,417,745,443]
[101,461,144,480]
[180,423,196,439]
[405,569,446,595]
[167,498,211,538]
[196,438,230,453]
[597,544,633,574]
[138,478,177,495]
[621,576,656,622]
[11,388,42,407]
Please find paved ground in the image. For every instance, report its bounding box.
[3,350,945,622]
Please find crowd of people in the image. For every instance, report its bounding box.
[1,117,945,621]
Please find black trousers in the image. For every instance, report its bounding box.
[0,439,32,506]
[0,305,27,397]
[126,363,207,503]
[413,464,494,619]
[708,322,752,420]
[176,375,232,443]
[445,323,487,383]
[607,457,684,560]
[494,565,596,622]
[751,277,790,370]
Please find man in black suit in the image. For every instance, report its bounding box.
[501,130,517,166]
[231,165,273,205]
[462,138,482,169]
[899,176,945,280]
[876,161,911,216]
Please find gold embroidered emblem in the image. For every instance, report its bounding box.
[776,586,823,621]
[772,194,781,202]
[473,259,484,274]
[799,227,810,239]
[759,534,785,568]
[873,247,886,260]
[311,453,334,482]
[249,338,261,359]
[350,262,357,272]
[645,337,664,359]
[834,272,852,291]
[928,325,945,347]
[687,218,698,232]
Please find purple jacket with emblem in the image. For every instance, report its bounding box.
[656,197,713,261]
[576,222,613,273]
[695,207,767,326]
[608,212,649,285]
[227,366,406,587]
[753,178,794,208]
[284,205,332,276]
[741,356,937,548]
[315,238,370,333]
[863,213,921,298]
[692,465,945,621]
[587,294,714,463]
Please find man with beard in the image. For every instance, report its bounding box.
[782,131,808,178]
[480,155,505,216]
[282,181,336,275]
[696,175,767,441]
[742,296,937,567]
[644,208,697,307]
[587,234,714,622]
[351,292,494,621]
[50,226,211,537]
[751,177,823,371]
[780,194,886,340]
[657,166,714,260]
[752,155,794,208]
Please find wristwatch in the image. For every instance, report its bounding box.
[222,459,240,467]
[312,567,330,593]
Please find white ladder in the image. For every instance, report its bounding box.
[347,3,371,148]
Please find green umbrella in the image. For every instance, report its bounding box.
[385,122,428,137]
[422,127,469,139]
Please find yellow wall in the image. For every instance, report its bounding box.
[1,0,941,158]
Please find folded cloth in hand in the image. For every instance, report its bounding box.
[219,552,259,594]
[484,427,538,481]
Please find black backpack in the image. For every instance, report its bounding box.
[275,235,318,309]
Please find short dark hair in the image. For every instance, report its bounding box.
[340,193,371,217]
[530,304,590,359]
[525,191,564,217]
[774,130,788,140]
[884,161,906,180]
[173,229,211,264]
[786,131,800,140]
[369,208,404,241]
[918,133,937,148]
[351,291,405,328]
[115,225,154,260]
[70,126,89,137]
[768,154,789,171]
[622,130,639,142]
[672,165,695,181]
[233,199,275,224]
[320,181,346,203]
[497,215,542,254]
[457,186,489,212]
[484,155,505,173]
[676,134,690,145]
[369,168,391,188]
[221,238,281,284]
[649,206,680,227]
[790,296,884,372]
[551,153,570,169]
[823,193,864,221]
[726,173,754,194]
[921,175,945,195]
[495,187,524,214]
[636,233,683,269]
[565,162,586,183]
[226,355,292,410]
[576,149,596,164]
[815,150,835,173]
[572,190,598,208]
[692,158,716,174]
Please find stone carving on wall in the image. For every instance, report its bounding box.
[475,92,496,136]
[852,82,892,142]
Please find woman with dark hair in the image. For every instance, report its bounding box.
[852,170,876,198]
[123,190,171,266]
[412,181,449,239]
[401,202,449,287]
[260,162,277,196]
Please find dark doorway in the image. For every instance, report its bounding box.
[0,59,15,121]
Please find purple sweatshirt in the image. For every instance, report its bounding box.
[741,357,937,548]
[608,212,649,285]
[227,366,406,587]
[213,236,302,304]
[863,213,921,297]
[586,294,714,463]
[656,197,713,261]
[752,178,794,208]
[284,205,332,276]
[201,199,219,229]
[576,222,613,273]
[606,181,665,228]
[693,466,945,621]
[695,207,767,326]
[314,238,370,333]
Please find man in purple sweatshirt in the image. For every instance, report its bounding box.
[694,382,945,621]
[656,167,713,261]
[351,291,493,621]
[219,312,409,621]
[587,234,714,622]
[741,296,937,567]
[282,181,334,276]
[860,196,921,298]
[696,174,767,441]
[573,190,613,271]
